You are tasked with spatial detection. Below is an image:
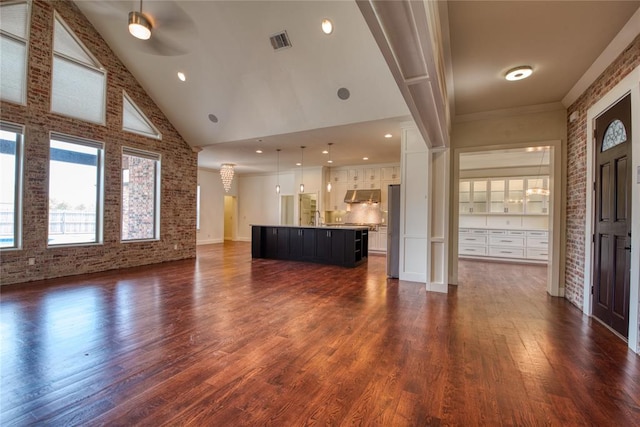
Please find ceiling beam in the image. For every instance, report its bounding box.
[357,0,451,148]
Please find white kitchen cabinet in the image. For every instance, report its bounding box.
[368,227,388,253]
[330,169,347,183]
[328,182,348,211]
[381,166,400,182]
[362,168,380,183]
[458,228,548,263]
[348,168,361,183]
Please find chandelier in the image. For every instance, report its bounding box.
[220,163,235,192]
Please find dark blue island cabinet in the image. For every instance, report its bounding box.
[251,225,368,268]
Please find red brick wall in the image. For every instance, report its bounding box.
[565,35,639,308]
[0,0,197,285]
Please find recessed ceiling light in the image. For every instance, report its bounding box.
[505,66,533,81]
[321,19,333,35]
[363,157,369,161]
[177,72,186,82]
[256,149,263,154]
[296,162,301,166]
[327,160,333,164]
[322,150,329,154]
[384,133,392,138]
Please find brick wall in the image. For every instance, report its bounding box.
[564,35,639,308]
[0,0,197,285]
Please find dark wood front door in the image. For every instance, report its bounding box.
[593,93,632,338]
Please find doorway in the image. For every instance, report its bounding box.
[453,141,562,297]
[592,93,632,338]
[223,195,236,241]
[298,193,317,226]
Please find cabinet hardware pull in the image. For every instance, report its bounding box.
[500,240,512,243]
[500,251,511,253]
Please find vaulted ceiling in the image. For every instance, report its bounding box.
[74,0,640,173]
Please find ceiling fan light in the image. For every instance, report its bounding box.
[129,11,151,40]
[505,66,533,81]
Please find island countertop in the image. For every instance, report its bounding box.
[250,224,369,230]
[251,225,368,268]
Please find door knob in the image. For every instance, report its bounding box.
[624,246,631,251]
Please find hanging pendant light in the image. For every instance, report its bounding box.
[220,163,235,192]
[326,142,334,193]
[299,146,305,193]
[525,147,550,196]
[275,149,281,194]
[129,0,152,40]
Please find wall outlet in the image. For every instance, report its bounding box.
[28,258,35,266]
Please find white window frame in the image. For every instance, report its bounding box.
[51,12,106,125]
[48,132,105,247]
[0,121,24,250]
[0,0,31,105]
[121,147,161,242]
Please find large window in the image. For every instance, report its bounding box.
[51,13,106,124]
[0,122,24,249]
[122,148,160,241]
[0,1,30,104]
[48,133,104,246]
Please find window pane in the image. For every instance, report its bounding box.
[196,185,201,230]
[602,119,627,152]
[48,138,101,245]
[0,2,29,39]
[53,16,95,66]
[0,35,27,104]
[122,152,159,241]
[0,127,21,248]
[123,92,161,139]
[51,57,105,124]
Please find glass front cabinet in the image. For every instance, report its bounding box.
[459,177,549,215]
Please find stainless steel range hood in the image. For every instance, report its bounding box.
[344,189,381,204]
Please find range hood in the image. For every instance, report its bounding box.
[344,189,381,204]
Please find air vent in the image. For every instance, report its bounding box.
[270,31,292,51]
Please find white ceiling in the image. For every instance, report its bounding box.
[74,0,640,174]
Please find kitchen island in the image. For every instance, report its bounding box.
[251,225,368,267]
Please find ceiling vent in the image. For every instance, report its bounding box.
[270,31,292,51]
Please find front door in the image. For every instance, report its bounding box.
[593,93,632,338]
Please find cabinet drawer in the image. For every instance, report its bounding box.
[489,247,525,258]
[470,229,488,235]
[526,230,548,238]
[459,245,487,256]
[527,237,548,248]
[459,236,487,245]
[507,230,526,237]
[489,236,524,247]
[526,248,548,260]
[489,230,506,236]
[459,228,470,234]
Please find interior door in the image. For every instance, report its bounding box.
[593,93,632,338]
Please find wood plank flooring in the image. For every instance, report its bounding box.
[1,242,639,426]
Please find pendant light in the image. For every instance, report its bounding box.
[299,146,305,193]
[220,163,235,192]
[526,147,550,196]
[275,149,281,194]
[129,0,152,40]
[326,143,334,193]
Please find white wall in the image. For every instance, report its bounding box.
[236,171,295,241]
[197,168,231,245]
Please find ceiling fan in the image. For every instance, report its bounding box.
[86,0,197,56]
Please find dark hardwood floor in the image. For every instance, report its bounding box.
[1,242,638,426]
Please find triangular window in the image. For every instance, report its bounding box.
[51,13,106,124]
[123,91,162,140]
[0,1,30,105]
